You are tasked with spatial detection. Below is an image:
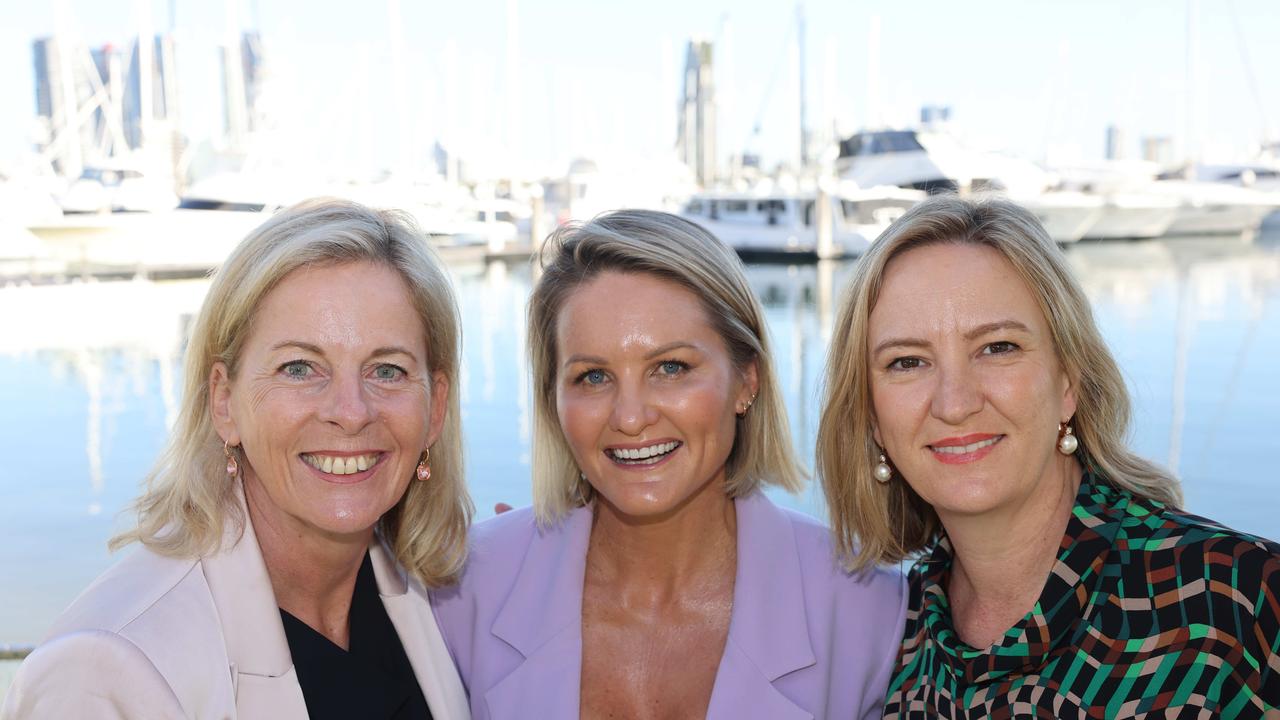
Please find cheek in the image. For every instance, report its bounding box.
[869,378,926,442]
[556,392,605,456]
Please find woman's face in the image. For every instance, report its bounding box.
[211,260,447,541]
[866,243,1076,521]
[555,271,757,518]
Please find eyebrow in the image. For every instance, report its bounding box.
[270,341,420,364]
[871,320,1031,356]
[562,341,698,368]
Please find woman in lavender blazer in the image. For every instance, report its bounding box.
[431,211,906,719]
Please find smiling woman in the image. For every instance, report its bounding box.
[1,199,473,719]
[431,209,908,720]
[818,195,1280,718]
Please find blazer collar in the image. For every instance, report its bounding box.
[373,540,471,720]
[483,493,816,719]
[490,504,594,656]
[725,491,816,681]
[484,505,593,718]
[201,482,294,678]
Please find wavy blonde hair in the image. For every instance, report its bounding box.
[112,198,472,587]
[527,209,806,524]
[818,194,1182,571]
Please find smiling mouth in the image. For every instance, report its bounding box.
[605,441,682,466]
[301,452,383,476]
[929,436,1003,455]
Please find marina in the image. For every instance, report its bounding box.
[3,0,1280,706]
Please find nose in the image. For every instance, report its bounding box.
[609,380,659,435]
[320,371,376,432]
[930,358,983,426]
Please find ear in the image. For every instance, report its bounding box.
[1060,366,1079,424]
[870,413,883,449]
[425,370,450,446]
[737,359,760,413]
[209,362,240,445]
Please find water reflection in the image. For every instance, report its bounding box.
[2,235,1279,645]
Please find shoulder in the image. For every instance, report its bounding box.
[429,504,577,627]
[770,497,907,606]
[7,546,228,719]
[44,544,207,638]
[1148,505,1280,596]
[2,630,189,719]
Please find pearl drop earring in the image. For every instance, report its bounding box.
[1057,424,1078,455]
[874,453,893,483]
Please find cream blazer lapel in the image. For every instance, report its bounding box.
[201,498,310,718]
[370,541,471,720]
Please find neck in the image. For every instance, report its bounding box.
[938,454,1083,648]
[243,477,371,649]
[587,477,737,606]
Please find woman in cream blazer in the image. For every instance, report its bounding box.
[3,199,473,719]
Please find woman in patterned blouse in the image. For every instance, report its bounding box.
[817,194,1280,718]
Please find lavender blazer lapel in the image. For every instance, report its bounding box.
[483,506,593,719]
[706,493,816,720]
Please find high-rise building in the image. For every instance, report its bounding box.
[123,34,177,149]
[678,39,716,187]
[220,31,263,148]
[1105,125,1126,161]
[1142,136,1174,165]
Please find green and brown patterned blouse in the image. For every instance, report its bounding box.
[883,475,1280,719]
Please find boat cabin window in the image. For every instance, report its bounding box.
[687,199,704,214]
[725,200,750,213]
[838,131,924,158]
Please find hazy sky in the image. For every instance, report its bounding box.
[1,0,1277,179]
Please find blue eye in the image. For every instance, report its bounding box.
[657,360,688,376]
[280,360,312,379]
[578,369,607,385]
[373,364,405,381]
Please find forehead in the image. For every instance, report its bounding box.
[249,260,426,352]
[869,242,1048,338]
[555,271,719,354]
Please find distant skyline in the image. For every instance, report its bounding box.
[1,0,1277,179]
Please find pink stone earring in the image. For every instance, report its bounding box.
[224,440,239,480]
[416,448,432,481]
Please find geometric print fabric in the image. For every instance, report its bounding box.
[883,476,1280,719]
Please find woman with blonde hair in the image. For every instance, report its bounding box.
[4,199,472,719]
[818,194,1280,717]
[432,209,906,719]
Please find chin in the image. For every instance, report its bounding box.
[595,483,684,519]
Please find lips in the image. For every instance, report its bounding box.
[605,440,682,466]
[300,452,383,476]
[927,434,1003,464]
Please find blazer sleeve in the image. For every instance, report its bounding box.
[1,630,187,720]
[859,570,909,720]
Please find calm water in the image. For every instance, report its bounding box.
[2,232,1280,650]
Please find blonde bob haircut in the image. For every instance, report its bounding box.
[818,194,1181,571]
[112,198,472,587]
[527,209,806,524]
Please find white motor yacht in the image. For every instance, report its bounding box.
[680,183,925,259]
[836,129,1185,241]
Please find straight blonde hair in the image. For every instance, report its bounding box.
[112,198,473,587]
[818,194,1181,571]
[527,209,805,524]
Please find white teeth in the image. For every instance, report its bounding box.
[932,437,1001,455]
[608,441,680,464]
[302,453,380,476]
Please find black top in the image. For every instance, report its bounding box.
[280,553,433,720]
